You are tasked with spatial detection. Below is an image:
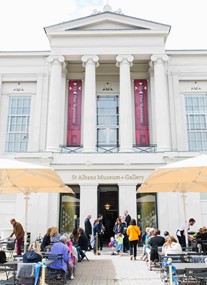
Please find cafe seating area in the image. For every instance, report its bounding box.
[0,251,77,285]
[156,247,207,284]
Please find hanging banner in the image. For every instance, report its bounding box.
[134,80,149,146]
[67,80,82,146]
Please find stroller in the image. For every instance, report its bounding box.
[0,238,16,261]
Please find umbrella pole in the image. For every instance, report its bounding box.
[24,193,29,253]
[181,192,188,248]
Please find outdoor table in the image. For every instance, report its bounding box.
[0,261,18,284]
[174,262,207,274]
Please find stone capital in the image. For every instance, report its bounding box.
[116,54,134,67]
[81,55,99,67]
[47,55,65,64]
[151,54,169,63]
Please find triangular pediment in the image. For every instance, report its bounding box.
[45,11,170,35]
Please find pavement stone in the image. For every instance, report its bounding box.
[0,248,164,284]
[68,248,163,285]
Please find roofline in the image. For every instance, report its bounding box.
[44,10,171,33]
[1,49,207,56]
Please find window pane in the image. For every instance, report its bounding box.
[5,96,31,153]
[185,94,207,151]
[97,95,119,147]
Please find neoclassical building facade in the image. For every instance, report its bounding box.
[0,5,207,240]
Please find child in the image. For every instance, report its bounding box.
[115,233,124,256]
[108,237,116,255]
[63,233,75,280]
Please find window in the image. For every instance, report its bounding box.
[97,95,119,149]
[136,190,158,232]
[59,186,80,232]
[5,96,31,152]
[185,94,207,151]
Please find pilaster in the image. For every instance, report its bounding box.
[116,55,134,152]
[81,55,99,152]
[46,55,65,152]
[151,54,171,152]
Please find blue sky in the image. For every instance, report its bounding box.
[0,0,206,51]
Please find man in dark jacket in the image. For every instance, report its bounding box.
[84,214,92,250]
[124,210,131,227]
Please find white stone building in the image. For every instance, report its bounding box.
[0,5,207,241]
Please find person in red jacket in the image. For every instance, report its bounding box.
[126,219,141,260]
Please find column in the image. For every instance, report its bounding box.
[151,54,171,151]
[79,184,98,228]
[81,55,99,152]
[46,55,65,152]
[116,55,134,152]
[119,185,137,220]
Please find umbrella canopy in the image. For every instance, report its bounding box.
[0,158,74,251]
[138,155,207,193]
[0,159,73,194]
[137,154,207,247]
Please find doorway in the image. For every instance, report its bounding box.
[98,185,119,243]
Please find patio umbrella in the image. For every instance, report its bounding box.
[0,158,74,251]
[137,154,207,247]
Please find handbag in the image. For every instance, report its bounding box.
[25,251,39,260]
[0,250,7,263]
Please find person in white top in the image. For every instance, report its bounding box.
[176,218,196,248]
[162,235,182,256]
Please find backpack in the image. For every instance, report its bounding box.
[0,251,7,263]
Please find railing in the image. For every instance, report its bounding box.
[59,145,83,153]
[59,144,157,153]
[96,145,119,153]
[133,144,157,153]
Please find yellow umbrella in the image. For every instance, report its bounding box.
[0,158,74,251]
[137,154,207,246]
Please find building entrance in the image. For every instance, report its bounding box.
[98,185,118,243]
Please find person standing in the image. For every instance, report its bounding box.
[126,218,141,260]
[10,218,25,255]
[93,219,101,255]
[176,218,196,248]
[84,214,92,250]
[124,210,131,227]
[97,214,105,250]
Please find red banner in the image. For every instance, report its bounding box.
[134,80,149,146]
[67,80,82,146]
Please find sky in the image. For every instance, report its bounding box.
[0,0,206,51]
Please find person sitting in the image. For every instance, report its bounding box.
[62,233,75,280]
[40,227,52,252]
[76,227,88,262]
[162,235,182,256]
[47,235,70,281]
[50,227,61,244]
[23,242,42,263]
[70,228,79,247]
[194,226,207,252]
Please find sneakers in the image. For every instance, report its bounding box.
[130,255,133,260]
[70,274,74,280]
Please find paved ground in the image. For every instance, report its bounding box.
[68,247,163,285]
[0,248,164,284]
